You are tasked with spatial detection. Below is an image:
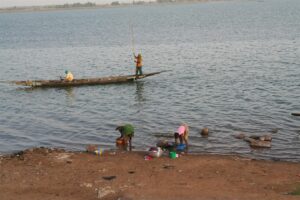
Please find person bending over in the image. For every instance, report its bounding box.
[116,124,134,150]
[174,123,189,147]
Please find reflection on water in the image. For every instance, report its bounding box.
[17,86,75,105]
[135,81,145,103]
[63,87,75,105]
[16,86,38,92]
[0,1,300,161]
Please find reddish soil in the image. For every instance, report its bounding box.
[0,147,300,200]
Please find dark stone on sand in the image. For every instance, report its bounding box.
[102,176,117,181]
[163,164,175,169]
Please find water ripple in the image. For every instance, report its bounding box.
[0,1,300,161]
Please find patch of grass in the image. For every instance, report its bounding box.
[290,186,300,195]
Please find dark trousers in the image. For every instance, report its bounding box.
[135,67,143,76]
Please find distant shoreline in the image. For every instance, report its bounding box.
[0,4,118,14]
[0,0,230,14]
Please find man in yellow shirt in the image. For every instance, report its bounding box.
[64,70,74,82]
[134,53,143,78]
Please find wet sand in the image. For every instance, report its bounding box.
[0,147,300,200]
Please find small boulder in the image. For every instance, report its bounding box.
[244,137,271,148]
[261,134,272,141]
[250,140,271,148]
[200,127,209,136]
[233,133,246,139]
[249,134,272,141]
[249,135,261,140]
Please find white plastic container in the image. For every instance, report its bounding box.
[148,147,163,158]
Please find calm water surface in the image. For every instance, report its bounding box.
[0,0,299,161]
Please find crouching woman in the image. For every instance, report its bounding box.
[116,124,134,151]
[174,123,189,148]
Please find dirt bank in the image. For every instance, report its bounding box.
[0,147,299,200]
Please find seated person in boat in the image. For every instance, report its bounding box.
[64,70,74,82]
[116,124,134,150]
[174,123,189,147]
[134,53,143,77]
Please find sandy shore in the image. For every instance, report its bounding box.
[0,147,299,200]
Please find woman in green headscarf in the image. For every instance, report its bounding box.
[116,124,134,150]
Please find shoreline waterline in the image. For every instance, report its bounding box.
[1,147,299,199]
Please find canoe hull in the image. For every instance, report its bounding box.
[14,72,164,88]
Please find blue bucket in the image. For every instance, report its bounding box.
[176,144,186,151]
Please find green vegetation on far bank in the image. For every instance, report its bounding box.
[0,2,97,12]
[0,0,228,13]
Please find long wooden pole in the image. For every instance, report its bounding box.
[130,21,136,56]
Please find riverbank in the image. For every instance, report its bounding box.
[0,147,299,200]
[0,0,229,13]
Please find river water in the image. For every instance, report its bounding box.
[0,0,299,161]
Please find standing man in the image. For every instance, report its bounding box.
[134,53,143,78]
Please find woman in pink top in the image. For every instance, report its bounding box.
[174,123,189,147]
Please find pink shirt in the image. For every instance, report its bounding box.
[177,125,186,136]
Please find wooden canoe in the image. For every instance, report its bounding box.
[13,71,165,88]
[291,113,300,116]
